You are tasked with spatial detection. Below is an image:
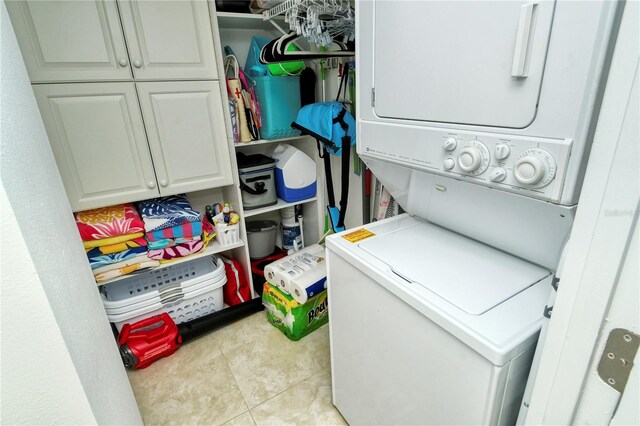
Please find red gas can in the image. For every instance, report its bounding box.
[118,313,181,369]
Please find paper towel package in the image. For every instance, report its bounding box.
[262,282,328,341]
[263,244,326,299]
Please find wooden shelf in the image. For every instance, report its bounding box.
[234,135,308,148]
[216,11,285,31]
[244,196,318,218]
[96,239,245,287]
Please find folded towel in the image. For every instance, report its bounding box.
[88,246,148,269]
[92,253,150,275]
[145,221,202,242]
[83,232,144,249]
[148,240,204,261]
[147,236,201,251]
[137,195,201,232]
[94,260,160,283]
[85,236,147,255]
[75,204,144,241]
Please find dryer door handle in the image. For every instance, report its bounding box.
[511,2,538,78]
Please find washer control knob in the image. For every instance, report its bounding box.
[490,167,507,182]
[495,144,511,160]
[514,156,546,185]
[443,157,455,170]
[443,137,457,151]
[458,147,482,172]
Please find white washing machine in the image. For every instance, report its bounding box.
[327,215,551,425]
[328,1,623,425]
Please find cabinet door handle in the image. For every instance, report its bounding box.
[133,60,143,68]
[147,181,156,189]
[160,179,168,187]
[118,58,128,67]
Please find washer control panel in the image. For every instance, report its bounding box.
[360,122,573,203]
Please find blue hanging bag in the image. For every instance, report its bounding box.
[291,67,355,233]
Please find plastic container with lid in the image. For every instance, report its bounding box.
[246,220,278,259]
[281,206,303,250]
[271,144,316,202]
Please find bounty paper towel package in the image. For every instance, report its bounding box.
[262,282,328,341]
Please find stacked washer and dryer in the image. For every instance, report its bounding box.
[326,1,623,425]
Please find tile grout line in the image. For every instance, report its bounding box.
[247,369,321,411]
[219,340,253,418]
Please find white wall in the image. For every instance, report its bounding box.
[0,3,142,424]
[1,187,98,424]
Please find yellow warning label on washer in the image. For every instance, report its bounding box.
[342,228,376,243]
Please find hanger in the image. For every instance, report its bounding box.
[260,31,354,64]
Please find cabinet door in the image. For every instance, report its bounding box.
[117,0,218,80]
[5,1,131,83]
[137,81,233,196]
[33,83,159,211]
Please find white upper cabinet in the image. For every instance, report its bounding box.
[117,0,218,80]
[373,1,555,129]
[137,81,232,195]
[33,83,160,211]
[5,1,132,83]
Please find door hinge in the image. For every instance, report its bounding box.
[371,88,375,107]
[551,274,560,291]
[597,328,639,393]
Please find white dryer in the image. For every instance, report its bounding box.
[327,215,551,425]
[328,0,623,425]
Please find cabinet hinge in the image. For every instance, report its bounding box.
[371,88,375,107]
[597,328,639,393]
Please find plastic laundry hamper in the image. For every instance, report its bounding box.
[100,255,227,330]
[251,75,301,139]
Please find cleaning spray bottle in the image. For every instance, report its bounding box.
[281,206,303,253]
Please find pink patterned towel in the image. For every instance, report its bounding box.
[147,240,204,261]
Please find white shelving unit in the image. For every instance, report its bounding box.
[209,8,326,298]
[96,239,245,287]
[234,135,306,148]
[97,8,328,296]
[216,11,286,31]
[244,196,318,218]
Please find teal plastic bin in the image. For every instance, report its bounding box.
[251,75,301,140]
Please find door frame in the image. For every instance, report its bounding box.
[523,1,639,423]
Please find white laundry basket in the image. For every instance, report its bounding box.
[100,255,227,331]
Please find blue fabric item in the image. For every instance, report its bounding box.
[87,246,148,269]
[327,206,345,232]
[136,194,200,232]
[291,102,356,156]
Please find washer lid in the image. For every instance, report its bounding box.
[359,221,549,315]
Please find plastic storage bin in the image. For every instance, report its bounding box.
[216,223,240,246]
[100,256,227,330]
[251,75,301,140]
[246,220,278,259]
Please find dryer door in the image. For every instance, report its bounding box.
[373,1,555,129]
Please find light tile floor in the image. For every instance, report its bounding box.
[127,311,345,426]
